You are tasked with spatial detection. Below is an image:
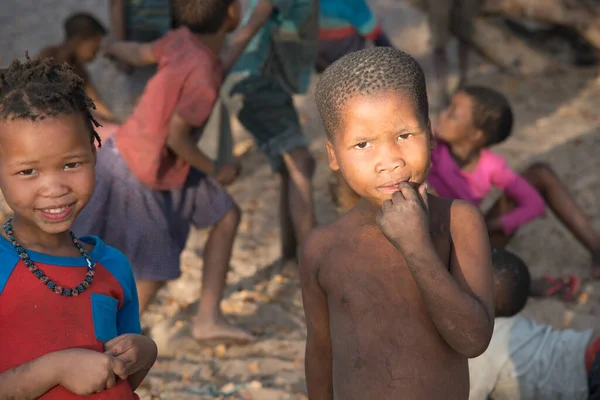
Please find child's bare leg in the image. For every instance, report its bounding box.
[191,205,254,343]
[281,147,316,249]
[136,280,165,314]
[279,169,297,261]
[522,163,600,275]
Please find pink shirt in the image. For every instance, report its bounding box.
[428,143,545,235]
[115,27,222,190]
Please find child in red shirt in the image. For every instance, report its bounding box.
[0,57,156,399]
[73,0,254,343]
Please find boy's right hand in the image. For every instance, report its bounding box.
[215,162,241,185]
[56,348,128,396]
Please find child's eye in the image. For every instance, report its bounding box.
[398,133,413,140]
[65,162,81,169]
[354,142,371,149]
[18,169,36,176]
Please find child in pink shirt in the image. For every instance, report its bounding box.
[431,85,600,284]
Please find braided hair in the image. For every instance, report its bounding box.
[0,53,101,147]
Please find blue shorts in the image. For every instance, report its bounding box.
[222,74,308,172]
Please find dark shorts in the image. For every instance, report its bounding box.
[317,34,367,71]
[222,74,308,172]
[425,0,478,47]
[73,138,234,281]
[588,338,600,399]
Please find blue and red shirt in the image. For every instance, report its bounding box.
[319,0,382,40]
[0,236,141,399]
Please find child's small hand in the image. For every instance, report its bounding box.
[377,182,431,254]
[215,162,241,185]
[56,348,127,396]
[104,334,158,378]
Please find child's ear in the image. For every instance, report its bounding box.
[472,129,486,146]
[325,140,340,171]
[426,119,437,150]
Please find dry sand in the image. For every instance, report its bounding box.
[1,1,600,398]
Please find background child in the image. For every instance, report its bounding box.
[37,13,116,123]
[302,47,494,399]
[0,56,156,399]
[469,246,600,400]
[425,0,478,110]
[219,0,319,270]
[109,0,175,106]
[430,85,600,279]
[317,0,394,72]
[73,0,253,344]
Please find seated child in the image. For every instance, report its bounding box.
[302,47,495,399]
[38,13,116,123]
[0,57,156,398]
[73,0,254,344]
[429,86,600,280]
[469,246,600,400]
[317,0,394,72]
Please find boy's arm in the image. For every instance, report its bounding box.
[378,184,494,358]
[299,230,334,400]
[0,353,62,399]
[104,40,157,67]
[221,0,275,73]
[166,112,217,175]
[85,81,116,122]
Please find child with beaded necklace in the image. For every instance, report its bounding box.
[0,56,156,399]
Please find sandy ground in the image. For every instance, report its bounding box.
[2,1,600,399]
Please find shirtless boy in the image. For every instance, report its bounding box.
[302,47,495,399]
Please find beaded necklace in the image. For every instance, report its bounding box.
[3,217,96,296]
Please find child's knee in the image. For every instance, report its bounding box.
[525,162,556,186]
[285,147,316,178]
[219,203,242,231]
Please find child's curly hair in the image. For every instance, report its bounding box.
[0,53,102,147]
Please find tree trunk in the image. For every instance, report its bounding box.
[481,0,600,49]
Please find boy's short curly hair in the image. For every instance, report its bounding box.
[315,47,429,139]
[0,54,101,147]
[491,246,531,318]
[64,13,107,40]
[462,86,514,147]
[172,0,235,34]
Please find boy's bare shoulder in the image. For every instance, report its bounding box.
[299,212,358,270]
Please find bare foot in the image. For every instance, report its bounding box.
[191,315,255,345]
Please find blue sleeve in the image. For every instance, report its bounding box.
[321,0,378,35]
[0,251,20,295]
[98,244,142,335]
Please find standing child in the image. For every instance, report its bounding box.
[429,86,600,279]
[303,47,494,399]
[38,13,116,123]
[73,0,254,344]
[0,57,156,399]
[469,247,600,400]
[219,0,319,268]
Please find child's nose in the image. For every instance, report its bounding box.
[40,176,71,198]
[376,147,406,173]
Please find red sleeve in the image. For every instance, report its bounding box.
[490,157,545,235]
[175,71,218,127]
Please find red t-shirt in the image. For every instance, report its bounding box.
[115,27,222,190]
